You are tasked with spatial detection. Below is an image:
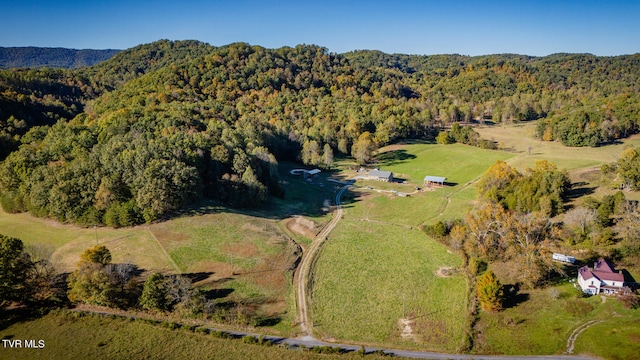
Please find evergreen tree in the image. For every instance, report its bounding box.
[477,270,504,312]
[139,272,169,312]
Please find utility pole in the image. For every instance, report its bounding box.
[402,293,406,319]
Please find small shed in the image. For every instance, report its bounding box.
[369,169,393,182]
[305,169,321,178]
[424,175,446,187]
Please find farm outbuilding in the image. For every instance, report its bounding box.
[368,169,393,182]
[424,175,446,187]
[305,169,321,178]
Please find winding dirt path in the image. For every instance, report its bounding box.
[566,320,602,354]
[295,183,351,336]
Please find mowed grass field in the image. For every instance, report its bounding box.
[311,217,467,352]
[349,142,514,226]
[476,122,640,204]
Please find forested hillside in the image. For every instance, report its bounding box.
[0,46,119,69]
[0,40,639,226]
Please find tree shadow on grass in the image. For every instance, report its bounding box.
[253,315,282,327]
[502,284,530,309]
[0,307,39,333]
[376,149,417,167]
[183,272,214,283]
[202,288,234,300]
[566,181,596,201]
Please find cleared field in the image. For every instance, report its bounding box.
[474,283,640,359]
[576,314,640,360]
[150,212,300,329]
[0,205,301,333]
[0,208,174,273]
[476,122,640,172]
[307,143,514,351]
[311,216,467,352]
[347,143,513,226]
[376,142,514,187]
[150,212,296,273]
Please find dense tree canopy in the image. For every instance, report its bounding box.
[0,40,638,225]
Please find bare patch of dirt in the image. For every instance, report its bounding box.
[570,166,601,183]
[284,216,318,239]
[398,318,417,341]
[436,266,456,278]
[149,224,189,243]
[193,237,301,322]
[241,223,269,233]
[222,243,259,258]
[190,262,235,286]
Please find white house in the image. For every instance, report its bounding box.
[577,259,625,295]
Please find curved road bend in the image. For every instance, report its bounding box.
[295,182,352,336]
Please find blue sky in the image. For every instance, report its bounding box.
[1,0,639,56]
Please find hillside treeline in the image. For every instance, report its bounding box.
[0,46,119,69]
[0,40,639,225]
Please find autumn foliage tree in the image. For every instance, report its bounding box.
[477,270,504,312]
[462,203,562,288]
[351,132,377,165]
[67,246,117,306]
[477,160,570,216]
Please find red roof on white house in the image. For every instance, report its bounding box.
[579,259,624,283]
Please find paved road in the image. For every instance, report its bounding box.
[225,331,594,360]
[78,308,595,360]
[295,182,351,335]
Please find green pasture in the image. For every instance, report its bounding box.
[474,283,640,359]
[376,143,514,186]
[576,314,640,360]
[0,208,174,273]
[345,142,512,226]
[0,206,298,333]
[476,122,640,172]
[0,311,380,360]
[150,212,291,273]
[311,215,467,352]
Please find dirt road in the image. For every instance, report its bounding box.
[295,182,351,335]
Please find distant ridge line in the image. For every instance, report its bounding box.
[0,46,121,69]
